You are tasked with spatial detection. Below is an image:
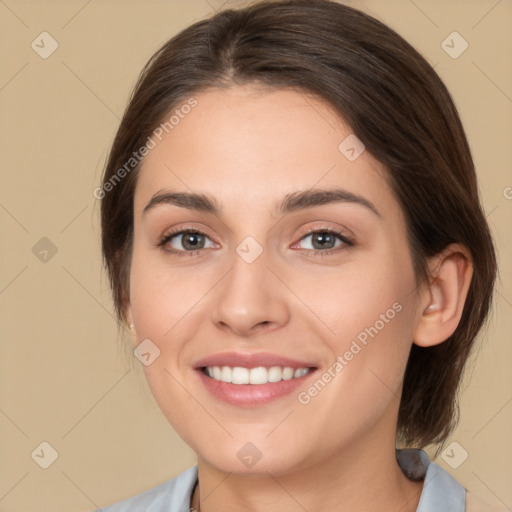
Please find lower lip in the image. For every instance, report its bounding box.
[196,369,316,407]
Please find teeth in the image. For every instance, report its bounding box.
[232,367,249,384]
[294,368,310,378]
[268,366,282,382]
[282,367,294,380]
[204,366,312,385]
[249,366,267,385]
[221,366,232,383]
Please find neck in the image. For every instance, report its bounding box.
[191,437,423,512]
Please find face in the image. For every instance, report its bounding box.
[127,85,423,476]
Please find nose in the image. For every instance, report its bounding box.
[210,247,290,339]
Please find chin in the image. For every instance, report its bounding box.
[191,435,314,476]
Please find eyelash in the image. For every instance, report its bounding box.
[295,227,354,258]
[157,227,354,258]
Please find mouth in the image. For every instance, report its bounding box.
[194,352,318,406]
[201,365,313,384]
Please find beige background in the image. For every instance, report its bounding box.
[0,0,511,511]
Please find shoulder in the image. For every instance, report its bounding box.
[397,449,466,511]
[397,449,499,512]
[95,466,198,512]
[423,463,500,512]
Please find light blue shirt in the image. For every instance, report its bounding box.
[96,449,466,512]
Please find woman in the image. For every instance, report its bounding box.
[96,1,497,510]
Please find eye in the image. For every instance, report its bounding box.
[157,227,353,257]
[294,229,353,253]
[158,229,215,254]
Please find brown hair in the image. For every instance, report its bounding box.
[100,0,497,448]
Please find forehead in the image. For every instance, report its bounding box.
[134,85,395,218]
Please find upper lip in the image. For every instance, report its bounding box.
[194,352,317,369]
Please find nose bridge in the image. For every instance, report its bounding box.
[210,239,289,336]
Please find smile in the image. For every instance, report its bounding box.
[194,352,318,406]
[203,366,312,385]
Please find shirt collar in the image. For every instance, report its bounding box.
[181,450,466,512]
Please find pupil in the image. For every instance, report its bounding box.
[183,233,204,250]
[313,232,334,250]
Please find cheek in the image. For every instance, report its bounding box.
[296,249,418,401]
[290,287,417,453]
[128,246,217,342]
[297,251,416,346]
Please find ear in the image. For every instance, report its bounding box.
[413,243,473,347]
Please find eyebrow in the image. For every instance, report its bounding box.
[143,188,381,217]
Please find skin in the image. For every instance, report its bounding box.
[125,85,473,512]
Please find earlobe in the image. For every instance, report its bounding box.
[413,244,473,348]
[124,304,137,339]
